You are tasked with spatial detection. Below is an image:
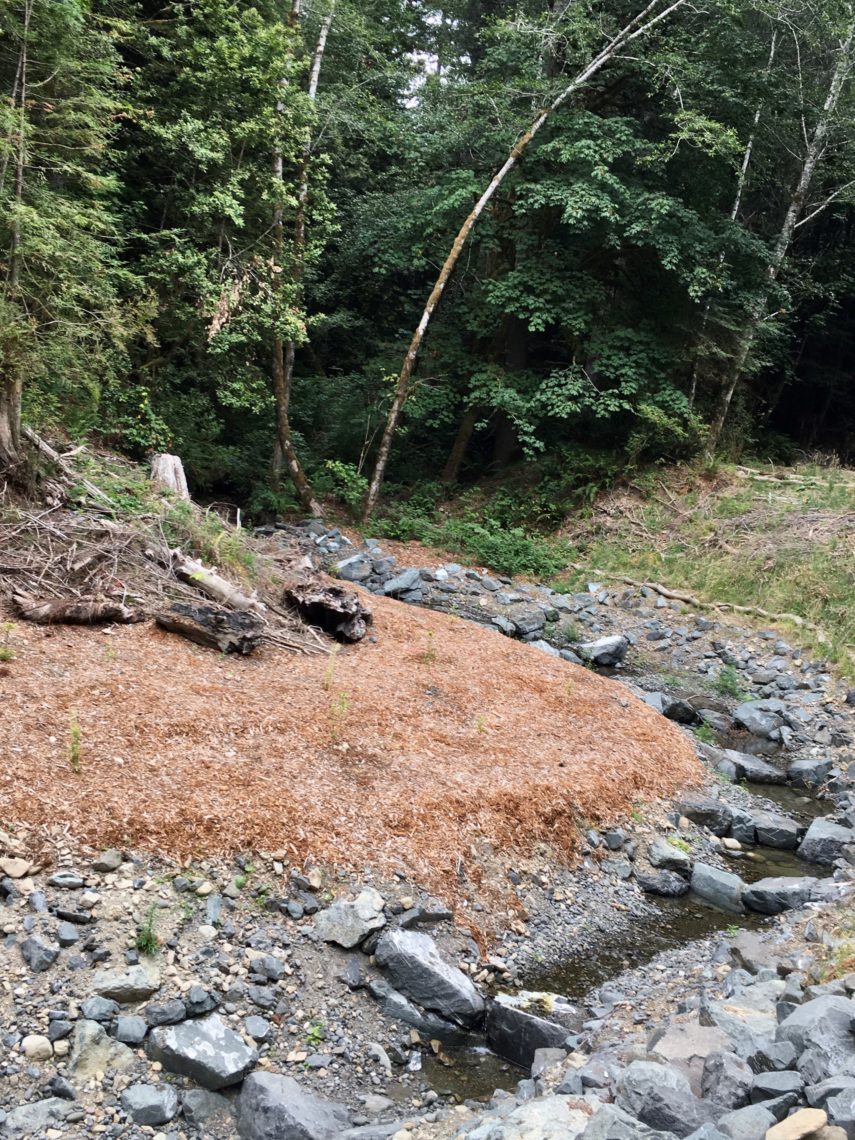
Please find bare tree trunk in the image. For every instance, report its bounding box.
[705,20,855,458]
[362,0,687,519]
[442,406,479,484]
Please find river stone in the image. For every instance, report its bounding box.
[313,888,386,948]
[69,1019,135,1077]
[576,635,628,667]
[733,700,788,738]
[636,869,691,897]
[92,964,160,1002]
[716,1103,776,1140]
[120,1083,179,1126]
[648,837,693,874]
[236,1071,348,1139]
[701,1051,753,1109]
[20,936,59,973]
[21,1034,52,1061]
[678,798,733,836]
[374,930,485,1027]
[1,1098,76,1135]
[148,1013,257,1089]
[743,877,817,914]
[751,810,801,850]
[788,758,833,788]
[691,863,744,912]
[486,991,583,1068]
[776,995,855,1082]
[581,1103,674,1139]
[723,750,786,784]
[798,818,855,866]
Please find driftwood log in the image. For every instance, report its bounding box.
[284,582,372,642]
[155,602,265,655]
[13,591,143,625]
[170,550,266,614]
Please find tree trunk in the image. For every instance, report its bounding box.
[442,406,479,484]
[362,0,688,518]
[705,19,855,458]
[156,602,265,655]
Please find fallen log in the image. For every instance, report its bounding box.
[155,602,265,655]
[170,550,266,614]
[284,582,372,642]
[13,591,143,625]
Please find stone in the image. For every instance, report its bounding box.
[616,1060,716,1137]
[91,848,123,873]
[367,977,469,1043]
[723,750,786,784]
[185,984,220,1017]
[335,556,373,582]
[743,877,817,915]
[648,837,693,874]
[21,1034,52,1060]
[776,996,855,1082]
[702,1051,753,1109]
[143,998,187,1026]
[115,1015,148,1045]
[716,1104,776,1140]
[465,1095,593,1140]
[486,991,583,1068]
[383,569,421,595]
[81,995,120,1021]
[0,857,30,878]
[751,811,801,850]
[47,871,84,889]
[733,700,788,738]
[120,1083,180,1126]
[678,798,734,836]
[236,1071,349,1139]
[691,863,744,912]
[700,983,781,1064]
[183,1088,232,1127]
[246,1016,271,1042]
[798,819,855,866]
[313,888,386,949]
[576,635,629,667]
[788,759,833,789]
[69,1019,135,1077]
[637,868,691,897]
[730,932,780,975]
[20,936,59,973]
[1,1098,76,1135]
[652,1023,730,1095]
[55,921,79,946]
[765,1109,828,1140]
[531,1046,568,1079]
[91,964,160,1002]
[825,1089,855,1136]
[374,930,485,1028]
[806,1077,855,1109]
[581,1103,674,1139]
[148,1012,257,1089]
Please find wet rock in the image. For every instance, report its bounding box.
[486,991,583,1068]
[637,869,692,897]
[236,1071,349,1139]
[576,635,628,667]
[69,1019,135,1077]
[751,810,801,850]
[148,1012,257,1089]
[776,995,855,1082]
[743,877,817,915]
[20,936,59,973]
[367,977,470,1043]
[691,863,744,912]
[374,930,485,1028]
[798,818,855,866]
[678,798,733,836]
[120,1083,180,1126]
[91,964,160,1002]
[701,1051,753,1109]
[313,888,386,949]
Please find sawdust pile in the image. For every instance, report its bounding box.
[0,588,701,897]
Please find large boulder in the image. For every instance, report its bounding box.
[636,869,691,897]
[716,1103,776,1139]
[616,1060,717,1138]
[699,980,782,1064]
[486,991,583,1068]
[798,818,855,866]
[723,750,786,785]
[148,1013,257,1089]
[648,837,693,875]
[374,931,485,1028]
[733,700,788,739]
[576,635,628,667]
[776,996,855,1083]
[581,1103,675,1139]
[742,877,817,915]
[465,1095,595,1140]
[750,810,801,850]
[691,863,744,913]
[313,888,386,949]
[367,977,470,1043]
[701,1051,753,1109]
[678,798,733,836]
[788,758,833,789]
[236,1072,349,1140]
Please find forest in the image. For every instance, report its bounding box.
[2,0,855,528]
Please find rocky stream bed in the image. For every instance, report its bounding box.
[3,524,855,1139]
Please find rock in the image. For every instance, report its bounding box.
[701,1051,753,1109]
[367,977,470,1042]
[185,984,221,1017]
[805,1077,855,1110]
[148,1012,257,1089]
[776,996,855,1082]
[716,1103,776,1140]
[374,930,485,1028]
[530,1046,568,1079]
[678,798,734,836]
[246,1015,271,1042]
[788,759,833,789]
[56,921,79,946]
[723,750,786,784]
[751,811,801,850]
[383,569,421,595]
[700,983,781,1064]
[825,1089,855,1137]
[652,1022,730,1094]
[21,1034,52,1060]
[730,932,780,975]
[143,998,187,1026]
[765,1109,828,1140]
[47,871,84,888]
[616,1060,716,1137]
[486,991,583,1068]
[648,837,693,874]
[1,1098,76,1135]
[465,1095,593,1140]
[91,964,160,1002]
[0,857,30,878]
[81,995,120,1021]
[743,877,817,915]
[115,1015,148,1045]
[335,556,373,583]
[183,1089,233,1127]
[236,1071,349,1139]
[637,868,693,897]
[581,1103,674,1139]
[798,819,855,866]
[733,700,788,738]
[576,635,629,667]
[120,1083,180,1126]
[314,888,386,949]
[691,863,744,912]
[91,848,123,873]
[69,1019,135,1077]
[20,936,59,973]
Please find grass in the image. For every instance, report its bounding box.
[667,836,691,853]
[0,621,16,662]
[68,712,81,772]
[693,723,717,745]
[712,664,747,700]
[136,905,159,955]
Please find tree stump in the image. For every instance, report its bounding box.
[155,602,264,654]
[150,454,190,500]
[283,582,372,642]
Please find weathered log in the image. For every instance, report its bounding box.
[13,591,143,625]
[170,550,266,614]
[155,602,264,655]
[284,582,372,642]
[150,453,190,499]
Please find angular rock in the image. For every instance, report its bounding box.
[716,1103,776,1140]
[465,1095,593,1140]
[236,1071,349,1139]
[374,930,485,1028]
[733,700,788,739]
[1,1098,76,1135]
[637,869,691,897]
[701,1051,753,1109]
[798,818,855,866]
[582,1103,674,1139]
[617,1060,716,1138]
[766,1108,828,1140]
[20,936,59,973]
[183,1089,233,1127]
[788,759,833,789]
[724,750,786,785]
[806,1076,855,1109]
[69,1019,135,1077]
[120,1083,179,1126]
[367,977,470,1044]
[91,964,160,1003]
[729,931,781,975]
[776,996,855,1082]
[691,863,744,912]
[648,837,693,875]
[743,877,817,915]
[825,1089,855,1137]
[486,991,583,1068]
[678,798,734,836]
[91,848,123,873]
[576,635,628,667]
[115,1015,148,1045]
[383,569,421,596]
[651,1022,729,1094]
[751,810,801,850]
[313,888,386,949]
[81,996,120,1022]
[148,1013,257,1089]
[143,998,187,1026]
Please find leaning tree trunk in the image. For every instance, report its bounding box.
[442,407,479,484]
[361,0,688,519]
[704,19,855,458]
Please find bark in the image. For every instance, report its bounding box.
[13,592,143,625]
[170,549,267,614]
[284,581,372,642]
[362,0,688,519]
[150,453,190,500]
[156,602,265,655]
[442,407,479,484]
[705,20,855,457]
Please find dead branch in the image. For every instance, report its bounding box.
[22,427,116,508]
[169,549,266,615]
[13,590,143,625]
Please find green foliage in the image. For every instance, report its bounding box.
[68,712,82,773]
[0,623,16,663]
[713,665,746,700]
[136,906,159,956]
[693,722,717,745]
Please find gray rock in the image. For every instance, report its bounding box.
[750,1069,803,1103]
[335,556,373,582]
[47,871,84,889]
[776,995,855,1082]
[699,982,781,1064]
[716,1103,776,1140]
[678,798,733,836]
[367,977,470,1043]
[805,1075,855,1108]
[69,1019,135,1077]
[20,936,59,973]
[313,888,386,949]
[729,931,781,975]
[91,848,123,873]
[788,758,833,788]
[576,635,629,667]
[648,837,693,874]
[120,1083,179,1126]
[798,817,855,866]
[464,1096,594,1140]
[56,921,79,946]
[374,930,485,1028]
[743,876,817,915]
[826,1088,855,1136]
[723,750,786,784]
[143,998,186,1026]
[733,700,787,739]
[701,1051,753,1109]
[617,1061,715,1137]
[185,985,220,1017]
[511,605,547,637]
[581,1103,674,1139]
[245,1016,271,1042]
[115,1015,147,1045]
[383,569,421,595]
[531,1047,568,1079]
[182,1088,233,1127]
[636,869,691,897]
[486,991,583,1068]
[691,863,744,912]
[751,810,801,850]
[1,1098,76,1135]
[81,996,120,1021]
[92,964,160,1002]
[148,1013,257,1089]
[236,1071,349,1139]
